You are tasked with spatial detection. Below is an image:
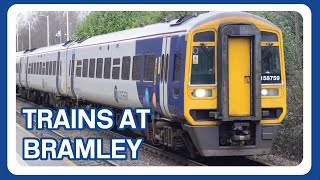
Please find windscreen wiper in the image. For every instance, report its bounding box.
[200,43,213,60]
[262,43,274,60]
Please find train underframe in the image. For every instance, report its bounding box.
[17,86,279,158]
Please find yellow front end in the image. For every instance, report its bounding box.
[183,15,286,156]
[184,16,287,126]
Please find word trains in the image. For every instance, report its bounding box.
[22,108,151,130]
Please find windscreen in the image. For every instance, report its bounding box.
[261,46,282,84]
[190,46,215,85]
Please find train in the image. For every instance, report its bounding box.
[16,11,287,158]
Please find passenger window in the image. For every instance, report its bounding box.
[112,58,120,79]
[30,63,32,74]
[37,62,40,74]
[112,67,120,79]
[104,58,111,79]
[173,53,182,81]
[82,59,88,77]
[121,56,131,80]
[96,58,103,78]
[31,63,34,74]
[144,54,155,81]
[194,31,215,42]
[49,61,53,75]
[40,62,42,75]
[56,61,60,76]
[59,61,62,76]
[33,63,35,74]
[57,52,61,76]
[165,54,169,81]
[76,60,82,77]
[261,31,278,42]
[71,59,75,76]
[42,62,45,75]
[132,56,142,80]
[46,62,49,75]
[53,61,56,75]
[113,58,120,65]
[89,58,96,78]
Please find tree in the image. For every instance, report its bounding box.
[252,11,303,162]
[75,11,165,38]
[75,11,206,38]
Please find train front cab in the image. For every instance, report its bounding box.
[183,16,287,156]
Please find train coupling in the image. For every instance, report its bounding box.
[231,122,251,141]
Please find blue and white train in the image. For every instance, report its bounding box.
[16,12,287,157]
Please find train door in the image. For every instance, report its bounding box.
[56,51,61,95]
[70,53,76,97]
[217,23,261,121]
[60,50,68,95]
[166,35,182,117]
[19,57,23,86]
[228,37,251,115]
[25,57,29,88]
[66,50,76,97]
[159,36,172,117]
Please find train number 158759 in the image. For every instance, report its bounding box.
[261,75,280,81]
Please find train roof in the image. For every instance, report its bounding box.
[17,11,279,56]
[26,43,67,56]
[16,51,24,57]
[71,11,278,48]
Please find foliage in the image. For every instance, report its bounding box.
[75,12,165,38]
[252,12,303,162]
[75,11,206,38]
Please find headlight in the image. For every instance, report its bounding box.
[192,89,212,97]
[261,88,279,96]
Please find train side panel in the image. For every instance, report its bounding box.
[71,40,142,108]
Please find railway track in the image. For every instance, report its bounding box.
[16,96,270,166]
